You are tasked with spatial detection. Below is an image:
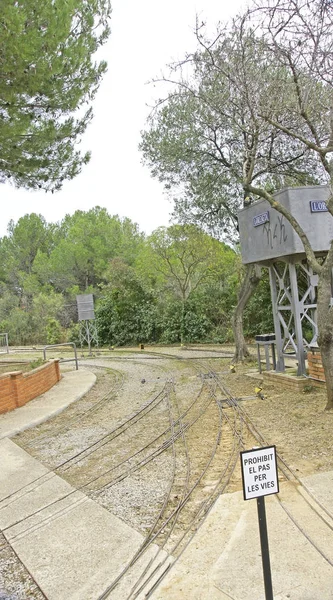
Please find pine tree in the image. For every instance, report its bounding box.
[0,0,111,191]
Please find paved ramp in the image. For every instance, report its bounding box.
[0,439,164,600]
[0,370,96,440]
[151,483,333,600]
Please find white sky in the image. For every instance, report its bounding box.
[1,0,246,237]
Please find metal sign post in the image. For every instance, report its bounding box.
[240,445,279,600]
[76,294,98,355]
[257,496,273,600]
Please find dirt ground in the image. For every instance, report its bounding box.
[1,345,333,599]
[13,344,333,487]
[224,360,333,478]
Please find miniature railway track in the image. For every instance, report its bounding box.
[0,372,213,548]
[96,364,252,599]
[23,368,126,449]
[0,379,174,521]
[1,354,333,598]
[210,367,333,570]
[0,361,229,546]
[99,379,190,600]
[81,377,215,493]
[56,383,173,474]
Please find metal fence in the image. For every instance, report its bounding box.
[43,342,78,370]
[0,333,9,354]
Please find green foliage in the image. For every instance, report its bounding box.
[0,210,148,346]
[95,232,239,347]
[0,214,54,295]
[143,224,238,343]
[30,357,45,370]
[1,308,35,345]
[0,210,262,348]
[157,299,211,344]
[67,322,81,345]
[34,208,145,292]
[46,318,62,345]
[243,271,274,338]
[146,224,229,295]
[0,0,111,191]
[96,260,158,346]
[303,384,314,394]
[0,291,19,321]
[192,283,237,343]
[96,297,158,347]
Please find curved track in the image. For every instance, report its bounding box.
[211,368,333,570]
[0,352,332,599]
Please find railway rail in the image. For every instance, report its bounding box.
[96,363,254,599]
[0,373,214,547]
[211,369,333,569]
[0,353,332,599]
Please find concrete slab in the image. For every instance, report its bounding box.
[149,492,245,600]
[0,439,167,600]
[301,471,333,514]
[1,363,332,600]
[0,437,49,503]
[151,482,333,600]
[0,370,96,439]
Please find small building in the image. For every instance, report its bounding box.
[238,185,332,375]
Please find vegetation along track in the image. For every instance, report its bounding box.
[2,352,333,598]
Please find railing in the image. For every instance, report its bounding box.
[43,342,78,370]
[0,333,9,354]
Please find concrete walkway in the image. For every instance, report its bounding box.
[1,368,332,599]
[0,438,166,600]
[151,475,333,600]
[0,370,96,440]
[0,372,167,599]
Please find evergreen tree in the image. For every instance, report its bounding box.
[0,0,111,191]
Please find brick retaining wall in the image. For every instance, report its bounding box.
[307,349,325,382]
[263,370,309,391]
[0,360,61,414]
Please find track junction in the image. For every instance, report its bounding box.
[0,346,332,599]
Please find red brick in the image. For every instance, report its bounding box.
[0,360,60,414]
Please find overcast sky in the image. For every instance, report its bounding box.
[1,0,246,237]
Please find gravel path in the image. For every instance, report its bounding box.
[1,346,332,598]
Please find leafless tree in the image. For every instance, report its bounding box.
[141,14,322,362]
[239,0,333,408]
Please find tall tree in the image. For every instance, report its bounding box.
[241,0,333,409]
[0,213,55,296]
[140,21,318,360]
[0,0,111,191]
[144,224,235,344]
[33,208,144,292]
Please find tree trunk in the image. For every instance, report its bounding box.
[319,341,333,410]
[180,299,185,345]
[232,263,262,362]
[317,259,333,410]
